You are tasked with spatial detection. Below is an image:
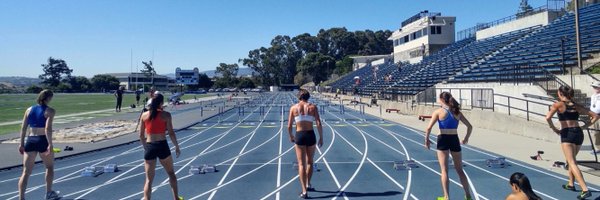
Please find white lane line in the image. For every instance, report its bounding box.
[318,121,341,189]
[340,106,481,200]
[324,105,412,199]
[276,103,285,200]
[4,110,240,199]
[117,98,269,200]
[328,122,368,200]
[259,117,338,200]
[205,106,272,200]
[385,124,553,200]
[59,112,242,199]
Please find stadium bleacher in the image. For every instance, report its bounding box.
[329,3,600,98]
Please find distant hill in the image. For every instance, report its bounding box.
[164,68,255,79]
[201,68,255,78]
[0,76,41,87]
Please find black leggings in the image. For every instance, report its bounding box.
[116,98,122,110]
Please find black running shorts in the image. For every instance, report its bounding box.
[560,127,584,145]
[436,134,461,152]
[295,130,317,146]
[144,140,172,160]
[24,135,49,153]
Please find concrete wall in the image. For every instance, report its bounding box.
[476,11,553,40]
[332,93,559,143]
[556,74,600,97]
[434,82,554,122]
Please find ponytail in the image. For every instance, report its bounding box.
[149,94,164,121]
[510,172,541,200]
[440,92,460,115]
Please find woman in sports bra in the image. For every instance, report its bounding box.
[424,92,473,200]
[139,94,182,200]
[287,89,323,199]
[18,89,60,200]
[546,85,598,199]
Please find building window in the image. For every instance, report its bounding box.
[431,26,442,34]
[404,35,409,43]
[422,28,428,36]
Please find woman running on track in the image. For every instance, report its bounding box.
[139,94,182,200]
[18,89,60,200]
[545,85,598,199]
[288,89,323,199]
[505,172,541,200]
[424,92,473,200]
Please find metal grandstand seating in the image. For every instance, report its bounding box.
[450,4,600,83]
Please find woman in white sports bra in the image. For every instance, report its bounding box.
[287,89,323,199]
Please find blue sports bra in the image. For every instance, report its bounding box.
[294,103,315,123]
[28,104,48,128]
[438,108,459,129]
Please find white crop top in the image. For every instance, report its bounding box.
[294,103,315,122]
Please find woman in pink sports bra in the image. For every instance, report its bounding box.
[287,89,323,199]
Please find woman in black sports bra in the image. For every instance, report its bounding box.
[546,85,598,199]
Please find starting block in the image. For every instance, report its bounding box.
[393,160,418,170]
[189,164,218,175]
[530,150,544,160]
[418,115,432,121]
[103,164,118,173]
[292,162,320,172]
[486,157,507,168]
[553,161,567,169]
[385,109,400,113]
[81,166,104,177]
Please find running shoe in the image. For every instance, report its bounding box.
[45,191,60,200]
[436,197,446,200]
[299,192,308,199]
[307,184,315,191]
[178,196,184,200]
[562,184,576,191]
[577,191,591,199]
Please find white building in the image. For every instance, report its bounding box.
[106,73,173,91]
[388,11,456,64]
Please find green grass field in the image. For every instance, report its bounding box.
[0,93,213,135]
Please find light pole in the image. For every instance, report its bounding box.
[561,36,566,75]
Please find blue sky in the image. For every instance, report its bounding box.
[0,0,549,78]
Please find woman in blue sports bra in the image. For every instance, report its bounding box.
[424,92,473,200]
[18,89,60,200]
[287,89,323,199]
[545,85,598,199]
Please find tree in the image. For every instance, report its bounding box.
[296,53,336,85]
[567,0,599,11]
[68,76,92,92]
[91,74,120,92]
[197,73,213,89]
[140,60,156,87]
[333,56,354,76]
[26,85,43,93]
[241,27,392,87]
[215,63,239,87]
[216,63,239,80]
[237,77,255,88]
[39,57,73,88]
